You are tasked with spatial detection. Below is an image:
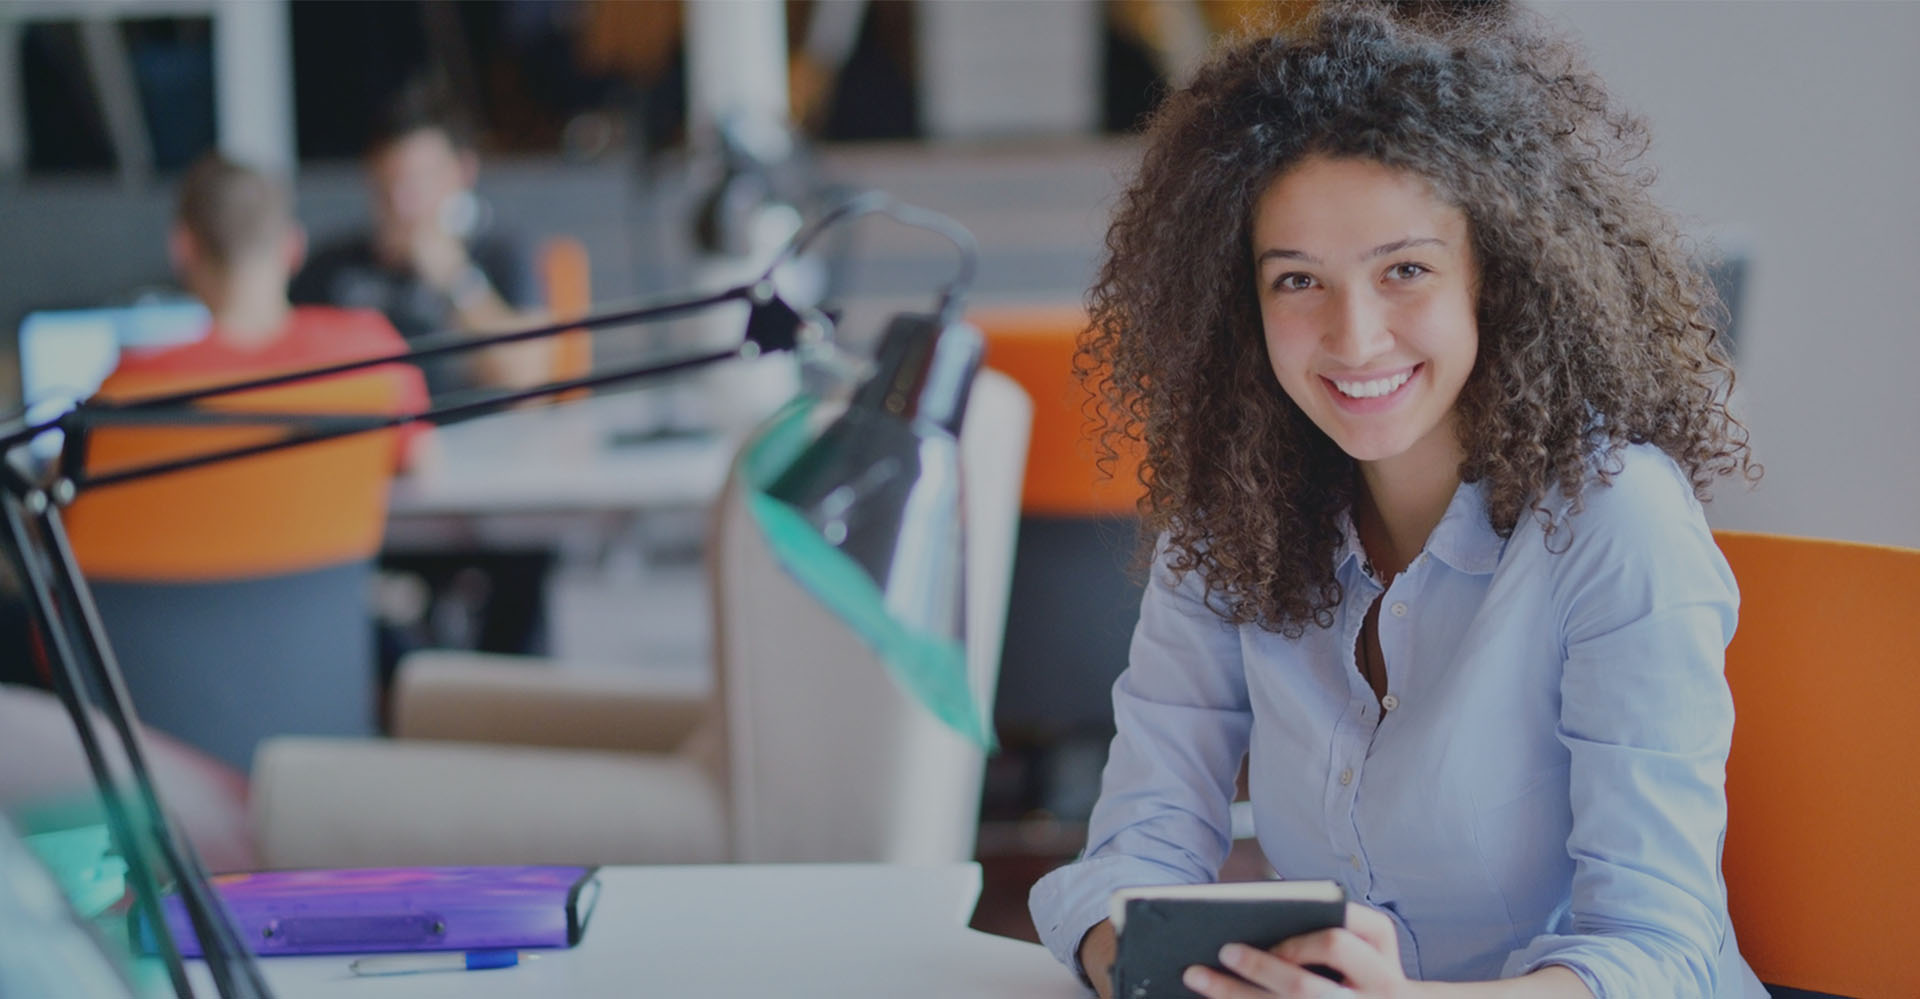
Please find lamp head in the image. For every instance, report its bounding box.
[763,312,983,644]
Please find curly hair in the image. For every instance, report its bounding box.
[1082,0,1756,637]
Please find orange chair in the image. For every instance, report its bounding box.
[1714,530,1920,999]
[539,236,593,387]
[971,304,1141,517]
[971,305,1146,772]
[61,369,409,770]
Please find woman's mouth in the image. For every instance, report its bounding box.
[1322,364,1421,412]
[1330,370,1413,398]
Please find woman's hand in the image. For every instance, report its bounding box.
[1182,903,1423,999]
[1078,919,1120,999]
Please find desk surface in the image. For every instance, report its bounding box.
[187,863,1080,998]
[388,394,735,520]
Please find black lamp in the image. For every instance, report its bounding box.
[0,194,984,998]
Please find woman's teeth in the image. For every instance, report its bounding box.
[1332,370,1413,399]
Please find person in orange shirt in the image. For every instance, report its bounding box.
[99,154,431,469]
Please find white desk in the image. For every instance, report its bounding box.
[390,396,733,518]
[383,394,735,552]
[187,863,1082,998]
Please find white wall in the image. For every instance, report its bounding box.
[1540,1,1920,548]
[918,0,1101,139]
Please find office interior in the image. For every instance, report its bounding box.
[0,0,1915,991]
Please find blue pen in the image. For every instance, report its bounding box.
[348,950,538,976]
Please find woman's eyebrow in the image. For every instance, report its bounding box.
[1363,236,1445,260]
[1256,247,1322,266]
[1255,236,1446,268]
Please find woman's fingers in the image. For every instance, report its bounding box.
[1339,903,1401,960]
[1182,943,1355,998]
[1182,962,1281,999]
[1273,929,1393,994]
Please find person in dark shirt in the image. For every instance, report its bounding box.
[293,87,556,667]
[292,86,552,394]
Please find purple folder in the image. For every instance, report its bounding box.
[156,865,600,957]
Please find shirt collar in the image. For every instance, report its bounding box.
[1424,478,1504,575]
[1335,477,1504,578]
[1334,508,1369,577]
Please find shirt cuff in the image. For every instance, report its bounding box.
[1511,956,1606,999]
[1029,853,1212,986]
[1502,938,1624,999]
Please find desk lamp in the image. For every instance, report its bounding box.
[0,193,986,999]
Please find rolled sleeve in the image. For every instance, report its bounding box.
[1031,852,1214,981]
[1508,458,1740,997]
[1028,543,1253,980]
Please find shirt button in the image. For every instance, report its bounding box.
[1339,768,1353,786]
[1390,602,1407,617]
[1381,694,1400,712]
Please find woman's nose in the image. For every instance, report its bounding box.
[1324,288,1394,364]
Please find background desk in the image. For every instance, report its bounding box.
[379,393,737,665]
[385,393,735,551]
[186,863,1080,998]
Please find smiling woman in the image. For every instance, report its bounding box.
[1251,156,1479,480]
[1028,2,1765,998]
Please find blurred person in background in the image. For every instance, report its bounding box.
[295,84,554,665]
[99,153,430,470]
[293,83,551,394]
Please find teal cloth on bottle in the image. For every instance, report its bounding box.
[741,399,995,749]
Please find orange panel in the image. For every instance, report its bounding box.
[1714,530,1920,997]
[972,305,1144,517]
[64,370,406,582]
[540,236,593,386]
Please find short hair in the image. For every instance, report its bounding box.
[175,154,291,269]
[366,80,478,157]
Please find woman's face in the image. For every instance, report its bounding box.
[1251,155,1479,473]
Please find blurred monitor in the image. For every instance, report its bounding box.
[16,301,211,459]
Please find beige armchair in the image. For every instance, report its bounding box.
[250,370,1031,870]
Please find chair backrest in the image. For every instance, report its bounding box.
[1714,530,1920,998]
[712,369,1030,863]
[969,309,1150,739]
[539,236,593,386]
[971,304,1141,517]
[65,370,405,581]
[60,369,407,769]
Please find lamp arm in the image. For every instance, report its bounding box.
[759,192,978,322]
[66,344,753,495]
[0,464,270,998]
[40,285,813,496]
[0,284,759,456]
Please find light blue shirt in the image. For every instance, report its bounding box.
[1030,445,1766,998]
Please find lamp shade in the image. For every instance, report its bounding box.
[743,313,993,745]
[767,314,981,639]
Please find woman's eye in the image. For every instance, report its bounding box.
[1273,273,1316,292]
[1387,262,1429,281]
